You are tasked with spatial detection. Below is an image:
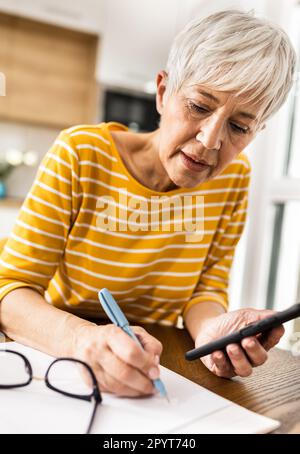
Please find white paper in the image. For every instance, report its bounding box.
[0,342,280,434]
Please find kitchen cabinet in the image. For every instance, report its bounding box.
[0,12,99,128]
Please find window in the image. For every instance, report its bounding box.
[233,4,300,349]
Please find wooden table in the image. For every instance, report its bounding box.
[3,324,300,433]
[144,324,300,434]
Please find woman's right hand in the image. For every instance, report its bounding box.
[73,323,163,397]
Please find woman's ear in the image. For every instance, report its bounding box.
[156,70,168,115]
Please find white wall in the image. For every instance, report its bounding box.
[98,0,262,91]
[97,0,179,92]
[0,0,105,34]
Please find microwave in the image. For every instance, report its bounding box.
[103,89,160,132]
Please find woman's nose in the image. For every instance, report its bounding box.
[196,116,224,150]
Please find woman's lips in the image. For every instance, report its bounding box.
[179,151,211,173]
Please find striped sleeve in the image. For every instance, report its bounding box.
[0,130,79,301]
[182,160,251,318]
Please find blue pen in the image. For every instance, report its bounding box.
[98,288,169,402]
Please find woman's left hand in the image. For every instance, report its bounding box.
[195,308,285,378]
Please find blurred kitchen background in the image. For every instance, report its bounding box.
[0,0,299,348]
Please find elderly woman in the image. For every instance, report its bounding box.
[0,10,296,396]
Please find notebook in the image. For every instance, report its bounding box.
[0,342,280,434]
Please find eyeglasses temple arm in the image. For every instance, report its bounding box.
[86,395,98,435]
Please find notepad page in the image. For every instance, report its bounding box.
[0,342,280,434]
[169,405,280,434]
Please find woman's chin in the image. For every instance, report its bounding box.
[166,160,213,189]
[169,173,210,189]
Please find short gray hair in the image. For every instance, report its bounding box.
[165,9,297,124]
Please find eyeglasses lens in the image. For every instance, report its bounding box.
[0,351,30,387]
[47,360,94,397]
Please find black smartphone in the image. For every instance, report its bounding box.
[185,303,300,361]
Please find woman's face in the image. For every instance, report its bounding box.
[156,72,263,188]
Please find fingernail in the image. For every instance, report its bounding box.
[248,340,256,348]
[149,367,160,380]
[154,355,160,365]
[230,347,239,356]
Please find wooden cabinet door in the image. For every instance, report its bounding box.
[0,12,99,128]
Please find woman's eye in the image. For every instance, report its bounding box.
[230,123,249,134]
[189,102,209,114]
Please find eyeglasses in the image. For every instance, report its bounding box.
[0,349,102,434]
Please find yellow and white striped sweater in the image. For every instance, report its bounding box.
[0,122,250,326]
